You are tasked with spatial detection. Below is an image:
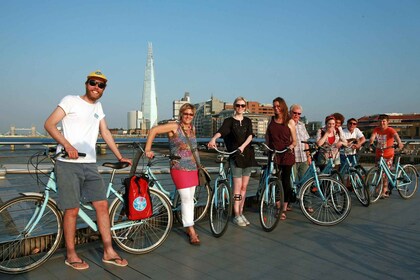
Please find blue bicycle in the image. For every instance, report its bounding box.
[290,142,352,226]
[208,147,239,237]
[366,143,418,203]
[257,143,288,232]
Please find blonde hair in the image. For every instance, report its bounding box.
[178,103,196,120]
[233,96,247,116]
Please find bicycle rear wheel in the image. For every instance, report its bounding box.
[365,167,383,203]
[209,182,232,237]
[259,179,283,232]
[174,183,211,224]
[397,165,418,199]
[300,177,351,226]
[349,170,370,207]
[0,195,63,274]
[110,189,173,254]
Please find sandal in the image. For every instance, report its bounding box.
[306,207,314,214]
[186,232,200,246]
[280,212,287,220]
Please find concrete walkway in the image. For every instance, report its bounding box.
[2,190,420,280]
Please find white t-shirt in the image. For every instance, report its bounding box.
[57,95,105,163]
[341,127,364,155]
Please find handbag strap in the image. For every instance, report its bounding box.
[180,124,200,168]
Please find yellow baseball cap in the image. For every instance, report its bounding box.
[87,70,107,82]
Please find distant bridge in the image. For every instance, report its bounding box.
[2,126,43,136]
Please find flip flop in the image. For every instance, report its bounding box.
[65,259,89,270]
[102,257,128,267]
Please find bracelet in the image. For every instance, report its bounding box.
[118,157,123,161]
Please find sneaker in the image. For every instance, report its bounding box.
[233,216,247,227]
[241,214,250,225]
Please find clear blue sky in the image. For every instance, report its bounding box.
[1,0,419,134]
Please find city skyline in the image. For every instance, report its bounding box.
[1,1,420,134]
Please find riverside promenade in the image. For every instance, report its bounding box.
[1,149,419,279]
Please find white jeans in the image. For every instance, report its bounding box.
[177,186,196,227]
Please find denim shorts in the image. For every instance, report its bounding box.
[55,160,106,210]
[230,159,253,178]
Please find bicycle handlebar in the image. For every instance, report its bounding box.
[258,142,289,154]
[212,146,241,155]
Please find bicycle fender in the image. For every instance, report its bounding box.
[20,192,58,206]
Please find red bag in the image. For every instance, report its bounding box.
[124,175,153,220]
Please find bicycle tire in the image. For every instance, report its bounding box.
[174,182,211,224]
[349,169,370,207]
[109,188,173,254]
[209,181,232,238]
[355,165,367,179]
[259,179,283,232]
[0,195,63,274]
[330,170,344,184]
[365,167,383,203]
[397,164,418,199]
[300,176,351,226]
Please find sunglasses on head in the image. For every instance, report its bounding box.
[88,80,106,89]
[292,111,301,115]
[183,113,194,117]
[235,104,246,108]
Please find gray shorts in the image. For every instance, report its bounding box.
[230,159,253,178]
[55,161,106,210]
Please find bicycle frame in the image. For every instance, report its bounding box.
[212,153,232,209]
[22,167,143,237]
[375,155,406,188]
[142,164,176,204]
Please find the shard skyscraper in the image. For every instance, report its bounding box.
[141,42,158,130]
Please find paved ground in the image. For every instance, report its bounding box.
[2,189,420,280]
[1,149,420,279]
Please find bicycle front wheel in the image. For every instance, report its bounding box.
[174,183,211,224]
[300,177,351,226]
[365,167,383,203]
[349,170,370,207]
[0,195,63,274]
[259,179,283,232]
[209,182,232,237]
[397,165,418,199]
[110,189,173,254]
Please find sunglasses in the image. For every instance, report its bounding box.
[349,122,357,125]
[183,113,194,117]
[235,104,246,108]
[88,80,106,89]
[292,111,301,115]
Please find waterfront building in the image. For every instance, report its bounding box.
[173,92,191,119]
[193,96,225,137]
[141,42,158,130]
[358,113,420,139]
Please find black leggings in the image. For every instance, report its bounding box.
[278,165,293,203]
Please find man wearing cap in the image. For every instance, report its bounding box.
[44,70,130,270]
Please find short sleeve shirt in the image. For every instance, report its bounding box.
[57,95,105,163]
[373,127,396,158]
